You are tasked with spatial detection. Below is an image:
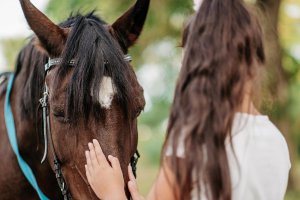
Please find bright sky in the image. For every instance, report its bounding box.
[0,0,49,71]
[0,0,49,38]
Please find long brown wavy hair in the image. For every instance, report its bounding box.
[163,0,265,199]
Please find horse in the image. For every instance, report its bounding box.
[0,0,149,199]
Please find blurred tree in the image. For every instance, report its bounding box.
[255,0,300,193]
[256,0,288,97]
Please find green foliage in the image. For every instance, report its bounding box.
[279,0,300,162]
[1,38,27,70]
[285,190,300,200]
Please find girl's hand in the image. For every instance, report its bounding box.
[85,139,126,200]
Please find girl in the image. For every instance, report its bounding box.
[85,0,291,199]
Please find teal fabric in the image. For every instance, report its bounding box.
[4,74,50,200]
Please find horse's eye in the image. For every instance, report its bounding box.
[52,109,69,123]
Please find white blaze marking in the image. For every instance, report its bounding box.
[98,76,115,109]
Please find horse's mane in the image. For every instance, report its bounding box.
[16,12,134,123]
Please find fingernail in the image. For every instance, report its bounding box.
[88,143,93,148]
[93,139,97,143]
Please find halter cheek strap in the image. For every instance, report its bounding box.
[40,81,72,200]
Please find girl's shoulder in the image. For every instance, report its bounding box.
[229,113,291,200]
[231,112,291,168]
[233,112,286,141]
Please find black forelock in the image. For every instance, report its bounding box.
[60,11,106,28]
[55,12,134,122]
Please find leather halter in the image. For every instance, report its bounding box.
[40,54,140,199]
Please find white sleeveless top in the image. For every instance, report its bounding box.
[166,113,291,200]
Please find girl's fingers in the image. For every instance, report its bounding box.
[85,164,93,187]
[92,139,109,167]
[108,155,122,175]
[128,165,140,200]
[128,181,140,200]
[88,143,99,168]
[85,151,93,172]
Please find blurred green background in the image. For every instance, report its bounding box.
[1,0,299,199]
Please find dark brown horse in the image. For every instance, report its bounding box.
[0,0,148,199]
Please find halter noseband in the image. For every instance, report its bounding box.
[40,54,139,200]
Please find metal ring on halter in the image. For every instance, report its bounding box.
[124,54,132,62]
[0,72,12,85]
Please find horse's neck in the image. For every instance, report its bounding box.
[0,71,62,199]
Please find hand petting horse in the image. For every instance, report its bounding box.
[0,0,149,199]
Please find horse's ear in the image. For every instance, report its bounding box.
[19,0,67,57]
[111,0,150,53]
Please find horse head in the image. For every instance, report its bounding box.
[19,0,148,199]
